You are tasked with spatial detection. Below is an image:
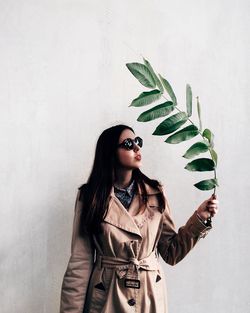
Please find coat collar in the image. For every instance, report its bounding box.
[113,179,136,197]
[104,182,161,238]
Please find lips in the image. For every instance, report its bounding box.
[135,154,141,161]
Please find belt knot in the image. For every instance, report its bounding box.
[96,251,159,282]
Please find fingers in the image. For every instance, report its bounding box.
[207,200,218,208]
[196,194,219,220]
[206,197,219,217]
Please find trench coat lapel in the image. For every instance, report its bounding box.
[104,186,142,238]
[103,183,161,238]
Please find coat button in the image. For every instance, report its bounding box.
[128,298,136,306]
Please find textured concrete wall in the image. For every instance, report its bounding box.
[0,0,249,312]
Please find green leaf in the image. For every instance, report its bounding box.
[182,141,209,159]
[197,97,202,131]
[194,178,219,190]
[130,90,162,107]
[143,58,164,92]
[184,158,215,172]
[209,148,218,166]
[153,112,188,135]
[159,74,177,105]
[126,62,156,88]
[186,84,192,117]
[137,101,174,122]
[165,125,199,144]
[203,128,214,147]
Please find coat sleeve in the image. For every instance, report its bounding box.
[60,189,95,313]
[157,187,212,266]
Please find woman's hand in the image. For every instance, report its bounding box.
[196,194,219,221]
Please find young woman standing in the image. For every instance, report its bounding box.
[60,124,219,313]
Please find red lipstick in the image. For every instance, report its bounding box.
[135,154,141,161]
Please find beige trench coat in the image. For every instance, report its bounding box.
[60,182,212,313]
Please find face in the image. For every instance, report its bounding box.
[116,129,142,170]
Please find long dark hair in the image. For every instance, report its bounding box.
[79,124,165,235]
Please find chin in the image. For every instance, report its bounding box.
[123,161,142,170]
[133,162,142,169]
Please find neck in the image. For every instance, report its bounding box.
[114,168,133,189]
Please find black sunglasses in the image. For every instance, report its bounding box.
[117,136,143,150]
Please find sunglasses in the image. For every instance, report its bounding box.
[117,136,143,150]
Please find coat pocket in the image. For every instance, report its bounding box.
[90,267,113,311]
[94,267,113,290]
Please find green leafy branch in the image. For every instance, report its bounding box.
[126,58,218,193]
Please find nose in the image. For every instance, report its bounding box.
[133,144,140,152]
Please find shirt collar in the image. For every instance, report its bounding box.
[113,179,136,197]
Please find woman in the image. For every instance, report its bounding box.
[60,124,219,313]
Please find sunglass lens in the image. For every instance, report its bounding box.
[124,139,133,150]
[135,137,143,148]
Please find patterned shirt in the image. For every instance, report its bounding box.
[114,180,137,209]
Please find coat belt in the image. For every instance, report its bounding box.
[95,250,159,281]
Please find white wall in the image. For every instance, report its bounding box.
[1,0,249,312]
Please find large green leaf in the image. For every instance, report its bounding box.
[153,112,188,135]
[143,58,164,92]
[203,128,214,147]
[130,89,162,107]
[184,158,215,172]
[165,125,199,144]
[194,178,219,190]
[209,148,218,166]
[137,101,174,122]
[186,84,192,117]
[126,62,156,88]
[197,97,202,131]
[182,141,209,159]
[159,74,177,105]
